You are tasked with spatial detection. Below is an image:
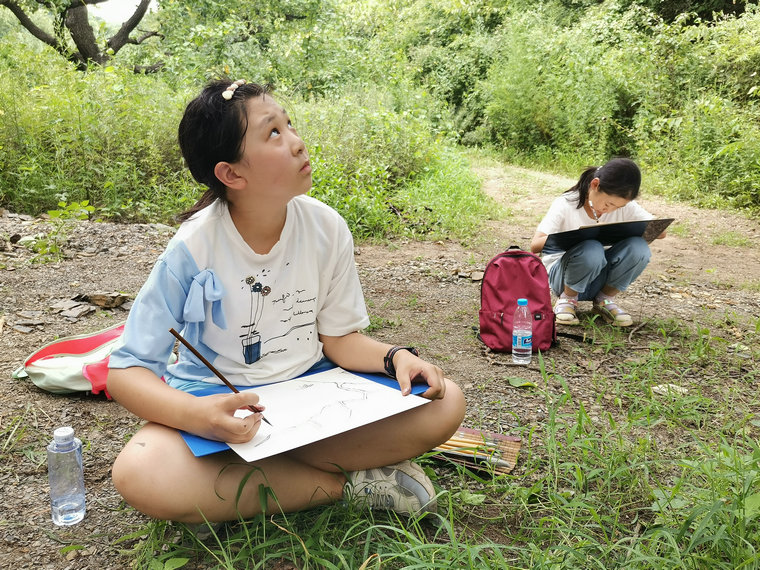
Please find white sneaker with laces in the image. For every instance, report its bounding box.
[345,460,437,516]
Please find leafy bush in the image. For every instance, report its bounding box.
[385,0,506,139]
[0,23,492,238]
[299,84,462,238]
[0,42,195,221]
[481,2,760,211]
[638,95,760,208]
[485,3,660,161]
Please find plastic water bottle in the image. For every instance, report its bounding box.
[511,298,532,365]
[47,426,86,526]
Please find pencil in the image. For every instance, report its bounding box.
[169,328,272,426]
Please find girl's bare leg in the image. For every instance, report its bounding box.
[112,379,465,522]
[112,423,346,522]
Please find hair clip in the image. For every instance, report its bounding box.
[222,79,246,100]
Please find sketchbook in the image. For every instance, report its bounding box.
[180,365,429,461]
[542,218,674,252]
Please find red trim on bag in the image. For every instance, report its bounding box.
[24,323,125,367]
[83,356,112,399]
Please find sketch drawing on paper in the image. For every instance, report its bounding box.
[227,368,429,462]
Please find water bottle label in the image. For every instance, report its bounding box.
[512,334,532,347]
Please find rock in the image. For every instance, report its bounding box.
[59,304,96,319]
[50,299,83,312]
[80,292,129,308]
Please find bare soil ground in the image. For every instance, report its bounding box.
[1,163,759,568]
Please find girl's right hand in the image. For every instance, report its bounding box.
[186,391,264,444]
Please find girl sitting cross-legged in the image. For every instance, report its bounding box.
[107,79,465,524]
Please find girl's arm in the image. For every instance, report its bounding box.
[530,230,548,254]
[107,367,263,444]
[319,332,446,400]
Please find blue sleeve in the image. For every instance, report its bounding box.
[109,242,226,378]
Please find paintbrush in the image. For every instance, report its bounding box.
[435,446,512,470]
[169,328,272,426]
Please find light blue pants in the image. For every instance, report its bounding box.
[548,237,651,301]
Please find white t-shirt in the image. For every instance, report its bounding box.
[109,195,370,386]
[537,191,653,270]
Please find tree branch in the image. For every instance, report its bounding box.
[107,0,152,53]
[0,0,59,49]
[126,29,163,45]
[133,61,165,74]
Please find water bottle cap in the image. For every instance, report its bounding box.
[517,298,528,306]
[53,426,75,444]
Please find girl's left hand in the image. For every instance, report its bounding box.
[393,350,446,400]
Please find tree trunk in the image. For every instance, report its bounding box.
[64,3,107,67]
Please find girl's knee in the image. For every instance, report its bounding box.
[631,237,651,260]
[444,379,466,424]
[111,427,194,520]
[111,446,152,512]
[575,240,606,257]
[614,236,651,264]
[433,380,466,439]
[112,440,164,508]
[568,240,606,269]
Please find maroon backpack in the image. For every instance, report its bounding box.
[478,246,556,352]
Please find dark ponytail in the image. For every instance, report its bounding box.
[176,80,270,222]
[566,157,641,210]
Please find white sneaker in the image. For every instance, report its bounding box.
[345,460,437,516]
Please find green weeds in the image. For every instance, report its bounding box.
[26,200,95,262]
[117,313,760,569]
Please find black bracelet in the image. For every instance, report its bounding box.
[383,346,419,378]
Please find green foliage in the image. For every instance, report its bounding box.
[0,46,196,222]
[3,0,760,224]
[382,0,508,139]
[633,12,760,209]
[301,85,488,239]
[480,2,760,212]
[28,200,95,262]
[0,11,492,239]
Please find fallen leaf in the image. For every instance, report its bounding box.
[651,383,688,396]
[508,376,536,388]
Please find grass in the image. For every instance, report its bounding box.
[712,232,754,248]
[6,160,757,568]
[106,306,760,569]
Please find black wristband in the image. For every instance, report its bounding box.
[383,346,419,379]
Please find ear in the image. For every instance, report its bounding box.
[214,161,247,190]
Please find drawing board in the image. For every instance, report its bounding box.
[542,218,674,252]
[180,366,429,461]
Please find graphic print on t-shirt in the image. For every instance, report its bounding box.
[239,267,317,364]
[241,272,271,364]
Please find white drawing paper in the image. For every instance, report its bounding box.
[227,368,429,462]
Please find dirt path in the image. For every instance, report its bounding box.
[1,161,759,568]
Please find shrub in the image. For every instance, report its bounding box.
[299,85,446,238]
[0,45,194,221]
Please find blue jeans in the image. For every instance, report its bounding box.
[548,237,651,301]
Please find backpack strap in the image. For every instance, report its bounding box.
[556,330,593,344]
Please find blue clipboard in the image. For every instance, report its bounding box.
[180,361,429,457]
